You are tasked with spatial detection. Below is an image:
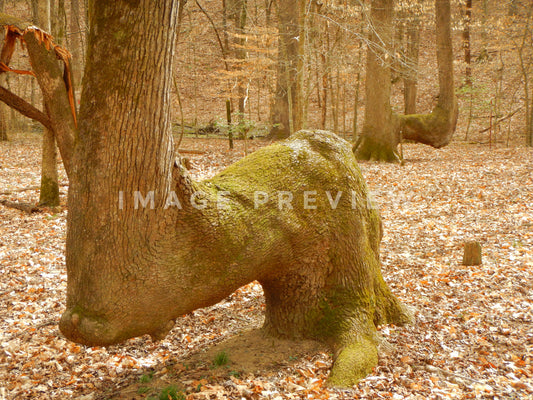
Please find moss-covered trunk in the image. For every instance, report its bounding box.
[39,128,59,206]
[32,0,60,206]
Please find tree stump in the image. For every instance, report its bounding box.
[463,241,482,265]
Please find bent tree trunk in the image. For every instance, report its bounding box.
[399,0,458,148]
[8,1,410,387]
[355,0,458,161]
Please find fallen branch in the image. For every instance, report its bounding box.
[7,320,57,341]
[178,148,206,155]
[0,182,68,195]
[0,185,40,195]
[0,199,41,213]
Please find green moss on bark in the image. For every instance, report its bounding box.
[327,338,379,387]
[39,176,59,207]
[354,135,400,163]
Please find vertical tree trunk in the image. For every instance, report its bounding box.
[404,15,420,114]
[354,0,400,162]
[462,0,472,86]
[60,0,178,343]
[0,0,8,141]
[228,0,248,117]
[32,0,60,206]
[69,0,85,90]
[269,0,305,139]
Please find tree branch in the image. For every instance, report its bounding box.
[478,107,522,133]
[0,85,52,130]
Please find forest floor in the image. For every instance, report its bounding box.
[0,133,532,400]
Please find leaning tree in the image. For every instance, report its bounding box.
[0,0,411,387]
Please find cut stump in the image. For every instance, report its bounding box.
[463,241,482,266]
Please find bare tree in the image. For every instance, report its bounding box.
[269,0,306,138]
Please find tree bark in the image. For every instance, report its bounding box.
[2,2,411,388]
[354,0,400,162]
[269,0,305,139]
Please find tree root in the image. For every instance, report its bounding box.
[328,338,378,387]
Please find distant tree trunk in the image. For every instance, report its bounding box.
[269,0,305,139]
[518,6,532,147]
[0,0,8,141]
[404,14,420,114]
[319,16,329,130]
[228,0,248,117]
[462,0,472,86]
[354,0,400,162]
[32,0,60,206]
[69,0,85,90]
[398,0,458,148]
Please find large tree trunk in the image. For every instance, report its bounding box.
[354,0,401,162]
[399,0,458,148]
[1,2,411,388]
[269,0,305,139]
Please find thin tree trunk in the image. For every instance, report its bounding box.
[0,0,8,141]
[230,0,248,117]
[32,0,60,206]
[404,14,420,114]
[462,0,472,86]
